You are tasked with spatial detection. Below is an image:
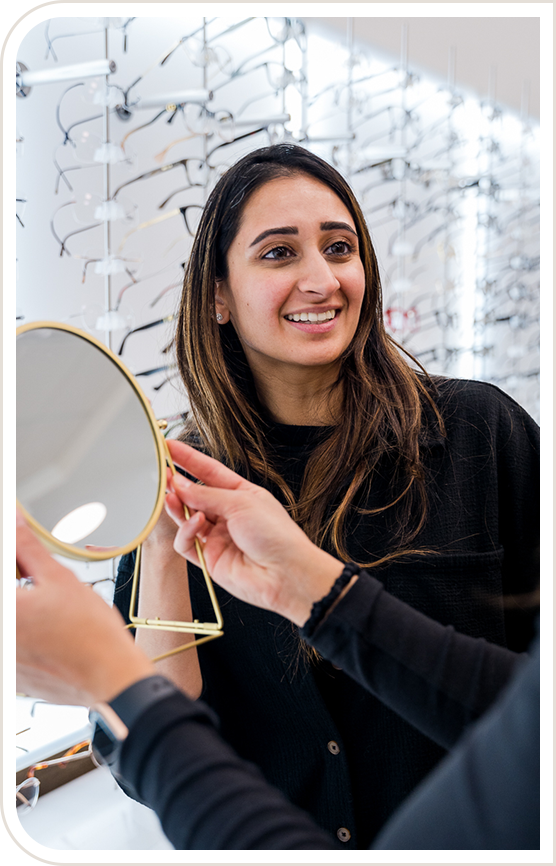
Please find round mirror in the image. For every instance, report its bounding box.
[16,322,167,561]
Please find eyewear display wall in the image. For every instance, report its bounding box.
[16,15,540,429]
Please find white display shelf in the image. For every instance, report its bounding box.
[17,766,173,850]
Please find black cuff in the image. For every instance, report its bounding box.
[118,692,221,805]
[109,675,180,731]
[300,562,361,640]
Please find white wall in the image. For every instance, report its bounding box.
[311,16,540,118]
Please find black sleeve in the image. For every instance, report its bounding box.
[372,636,540,850]
[494,389,540,650]
[303,570,523,749]
[119,693,338,850]
[117,636,537,851]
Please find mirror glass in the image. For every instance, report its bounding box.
[17,325,163,556]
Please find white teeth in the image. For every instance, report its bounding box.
[286,310,337,323]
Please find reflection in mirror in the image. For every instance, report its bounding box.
[17,325,162,554]
[51,501,108,544]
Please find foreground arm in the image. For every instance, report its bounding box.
[112,637,541,850]
[117,684,337,849]
[15,512,336,850]
[16,512,538,850]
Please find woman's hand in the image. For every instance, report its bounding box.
[16,510,155,706]
[165,441,344,627]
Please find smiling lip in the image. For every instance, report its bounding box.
[284,310,340,333]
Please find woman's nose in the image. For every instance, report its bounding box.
[296,253,340,296]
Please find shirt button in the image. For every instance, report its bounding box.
[327,740,340,755]
[337,827,351,843]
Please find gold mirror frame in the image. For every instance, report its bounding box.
[16,321,223,658]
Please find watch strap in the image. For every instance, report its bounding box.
[88,675,179,774]
[108,674,180,731]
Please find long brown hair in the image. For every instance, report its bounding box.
[176,144,444,565]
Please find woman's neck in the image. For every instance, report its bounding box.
[251,363,342,426]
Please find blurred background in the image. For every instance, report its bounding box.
[13,12,542,851]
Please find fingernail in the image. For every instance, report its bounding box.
[16,509,26,527]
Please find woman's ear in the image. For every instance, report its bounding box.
[214,281,230,324]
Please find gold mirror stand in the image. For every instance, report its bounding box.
[127,431,224,661]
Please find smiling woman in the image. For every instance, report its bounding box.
[214,174,366,418]
[114,144,539,848]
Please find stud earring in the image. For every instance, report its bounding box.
[216,313,223,322]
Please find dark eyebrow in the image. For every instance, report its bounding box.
[249,226,298,247]
[320,221,358,236]
[250,221,358,248]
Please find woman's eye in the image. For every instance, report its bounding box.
[262,246,293,260]
[326,240,353,256]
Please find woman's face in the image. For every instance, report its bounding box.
[216,174,366,383]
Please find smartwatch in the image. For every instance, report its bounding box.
[89,675,179,775]
[89,703,128,771]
